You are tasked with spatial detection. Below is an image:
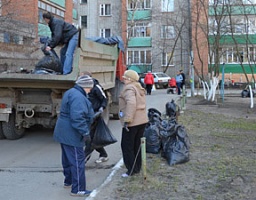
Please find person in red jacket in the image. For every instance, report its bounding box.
[167,77,177,94]
[144,71,154,95]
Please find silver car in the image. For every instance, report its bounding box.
[140,72,171,89]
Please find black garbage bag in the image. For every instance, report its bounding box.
[32,68,60,75]
[35,38,62,73]
[148,108,162,122]
[144,108,162,154]
[35,50,62,73]
[241,89,255,98]
[160,118,177,138]
[91,117,117,148]
[165,100,177,118]
[163,125,190,165]
[144,121,161,154]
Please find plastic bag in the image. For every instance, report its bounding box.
[35,50,62,73]
[35,39,62,73]
[165,100,177,118]
[163,125,190,165]
[91,117,117,148]
[144,122,161,154]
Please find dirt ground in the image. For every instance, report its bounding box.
[92,93,256,200]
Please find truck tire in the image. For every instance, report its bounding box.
[0,122,5,139]
[2,113,25,140]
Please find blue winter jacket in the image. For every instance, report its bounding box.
[53,85,94,147]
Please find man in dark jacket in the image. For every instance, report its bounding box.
[180,69,186,89]
[43,12,78,75]
[53,75,94,197]
[80,71,109,164]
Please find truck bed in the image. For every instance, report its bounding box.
[0,38,119,90]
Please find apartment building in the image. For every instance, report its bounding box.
[208,0,256,83]
[76,0,190,78]
[191,0,256,83]
[77,0,123,39]
[126,0,190,77]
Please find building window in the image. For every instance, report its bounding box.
[3,33,22,45]
[100,29,111,38]
[161,25,175,39]
[100,4,111,16]
[81,0,87,3]
[81,16,87,28]
[162,52,174,66]
[129,22,151,37]
[128,50,152,65]
[162,0,174,12]
[127,0,151,10]
[210,46,253,64]
[209,0,256,4]
[38,1,64,21]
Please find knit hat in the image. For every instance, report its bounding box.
[122,70,139,82]
[75,75,94,88]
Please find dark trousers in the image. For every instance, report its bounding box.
[61,143,86,193]
[84,145,108,161]
[176,82,182,95]
[146,84,153,95]
[121,123,146,175]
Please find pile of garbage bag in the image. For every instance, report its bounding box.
[144,99,190,165]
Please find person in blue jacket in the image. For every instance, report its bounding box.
[53,75,94,197]
[43,12,79,75]
[175,71,183,95]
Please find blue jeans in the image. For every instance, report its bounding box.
[176,82,182,95]
[60,32,79,75]
[61,143,86,193]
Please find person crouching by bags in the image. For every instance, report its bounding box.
[119,70,148,177]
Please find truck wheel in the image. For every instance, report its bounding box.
[155,84,160,89]
[2,113,25,140]
[0,122,5,139]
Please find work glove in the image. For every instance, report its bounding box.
[124,122,129,132]
[83,134,91,144]
[98,107,104,113]
[93,111,102,119]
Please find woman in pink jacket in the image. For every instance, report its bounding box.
[144,71,154,95]
[119,70,148,177]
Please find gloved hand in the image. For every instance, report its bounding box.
[83,134,91,144]
[124,122,129,132]
[98,107,104,113]
[93,111,101,119]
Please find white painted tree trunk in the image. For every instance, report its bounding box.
[208,77,219,102]
[249,85,254,108]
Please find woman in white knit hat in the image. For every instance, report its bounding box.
[119,70,148,177]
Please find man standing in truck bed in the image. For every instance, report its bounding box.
[43,12,78,75]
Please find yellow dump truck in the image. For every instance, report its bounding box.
[0,35,124,140]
